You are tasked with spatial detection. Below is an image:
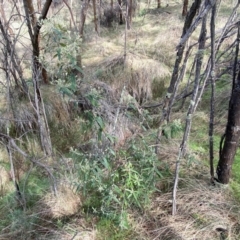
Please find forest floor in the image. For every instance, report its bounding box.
[1,0,240,239]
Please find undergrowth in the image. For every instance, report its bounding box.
[1,1,240,239]
[70,135,163,229]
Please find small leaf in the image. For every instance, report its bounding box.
[59,87,74,97]
[96,116,105,129]
[102,157,110,169]
[98,129,103,141]
[74,65,84,74]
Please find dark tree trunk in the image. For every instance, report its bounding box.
[37,0,41,11]
[92,0,98,33]
[217,45,240,184]
[79,0,90,36]
[166,0,202,121]
[128,0,132,25]
[110,0,113,10]
[23,0,50,84]
[157,0,160,8]
[118,0,123,25]
[23,0,53,155]
[155,0,202,154]
[182,0,188,17]
[217,74,240,183]
[217,26,240,184]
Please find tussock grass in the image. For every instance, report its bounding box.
[1,1,240,240]
[0,148,10,189]
[36,183,81,219]
[130,174,240,240]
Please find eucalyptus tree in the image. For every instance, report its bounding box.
[216,23,240,184]
[155,0,202,155]
[182,0,189,16]
[23,0,53,155]
[155,0,240,214]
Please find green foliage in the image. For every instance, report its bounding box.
[19,171,50,208]
[162,119,183,139]
[230,149,240,202]
[0,168,51,239]
[186,153,199,167]
[152,77,166,99]
[50,121,83,152]
[40,17,82,96]
[96,218,136,240]
[189,142,206,154]
[192,213,208,227]
[232,149,240,183]
[138,8,147,17]
[79,89,116,143]
[230,181,240,203]
[95,68,104,79]
[0,190,38,237]
[70,136,162,228]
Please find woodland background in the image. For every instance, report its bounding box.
[0,0,240,239]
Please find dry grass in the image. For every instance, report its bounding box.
[130,173,240,240]
[36,183,81,219]
[1,1,240,240]
[81,2,183,104]
[75,79,142,150]
[88,53,170,103]
[0,148,10,183]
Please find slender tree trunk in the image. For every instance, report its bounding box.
[155,0,202,154]
[217,24,240,184]
[0,0,8,24]
[118,0,123,25]
[62,0,77,30]
[209,1,216,183]
[182,0,188,17]
[92,0,98,33]
[172,13,207,215]
[97,0,101,34]
[10,0,23,21]
[37,0,41,12]
[23,0,53,155]
[23,0,49,84]
[157,0,160,8]
[25,0,37,27]
[79,0,90,37]
[0,19,28,93]
[128,0,133,26]
[124,0,128,63]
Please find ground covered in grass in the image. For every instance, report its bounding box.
[1,0,240,239]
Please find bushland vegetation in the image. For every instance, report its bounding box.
[1,0,240,239]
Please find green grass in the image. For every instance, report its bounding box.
[19,171,50,208]
[0,169,50,238]
[96,217,137,240]
[0,190,38,237]
[230,149,240,202]
[232,149,240,183]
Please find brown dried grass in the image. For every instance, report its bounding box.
[93,53,170,104]
[131,175,240,240]
[37,183,81,219]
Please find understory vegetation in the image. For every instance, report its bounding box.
[1,0,240,239]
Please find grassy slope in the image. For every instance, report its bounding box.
[1,0,240,239]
